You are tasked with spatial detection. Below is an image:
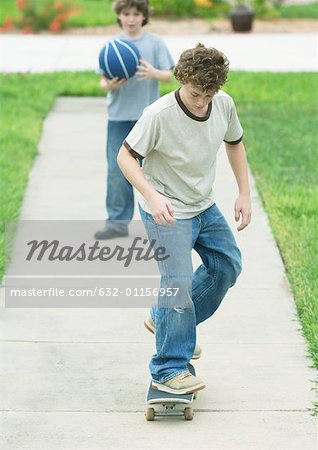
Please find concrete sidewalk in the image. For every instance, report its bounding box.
[0,33,317,72]
[0,97,316,449]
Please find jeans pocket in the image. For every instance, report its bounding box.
[138,204,154,224]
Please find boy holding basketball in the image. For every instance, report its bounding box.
[95,0,174,240]
[117,44,252,394]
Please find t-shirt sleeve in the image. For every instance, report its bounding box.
[224,98,243,145]
[123,109,158,160]
[154,37,175,70]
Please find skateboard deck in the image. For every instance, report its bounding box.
[145,363,197,421]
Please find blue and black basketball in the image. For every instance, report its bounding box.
[99,38,141,79]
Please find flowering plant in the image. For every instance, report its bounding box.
[1,0,81,33]
[194,0,231,17]
[194,0,214,7]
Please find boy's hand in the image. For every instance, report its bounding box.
[147,192,176,225]
[100,77,126,91]
[234,194,252,231]
[136,59,157,81]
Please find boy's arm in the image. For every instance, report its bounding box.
[117,146,175,225]
[136,59,172,82]
[225,141,252,231]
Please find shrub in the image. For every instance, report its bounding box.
[150,0,278,19]
[150,0,194,16]
[252,0,279,17]
[150,0,230,19]
[12,0,81,33]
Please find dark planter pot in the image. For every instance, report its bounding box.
[229,5,254,32]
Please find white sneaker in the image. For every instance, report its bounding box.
[144,315,202,360]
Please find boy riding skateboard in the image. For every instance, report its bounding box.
[117,44,252,394]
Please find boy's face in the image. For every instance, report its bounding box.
[118,7,145,35]
[180,83,216,117]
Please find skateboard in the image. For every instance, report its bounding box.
[145,363,197,421]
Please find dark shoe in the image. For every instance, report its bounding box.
[94,228,128,240]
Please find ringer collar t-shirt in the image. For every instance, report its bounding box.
[124,89,243,219]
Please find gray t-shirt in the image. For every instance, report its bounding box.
[102,32,174,121]
[124,89,243,218]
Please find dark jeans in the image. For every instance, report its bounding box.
[105,120,137,232]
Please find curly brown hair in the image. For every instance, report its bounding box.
[113,0,151,27]
[174,43,229,92]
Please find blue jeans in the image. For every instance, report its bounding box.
[139,203,242,383]
[106,120,137,232]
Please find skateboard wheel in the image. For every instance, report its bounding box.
[184,407,194,420]
[145,407,155,421]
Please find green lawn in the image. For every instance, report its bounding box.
[227,73,318,379]
[0,72,317,387]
